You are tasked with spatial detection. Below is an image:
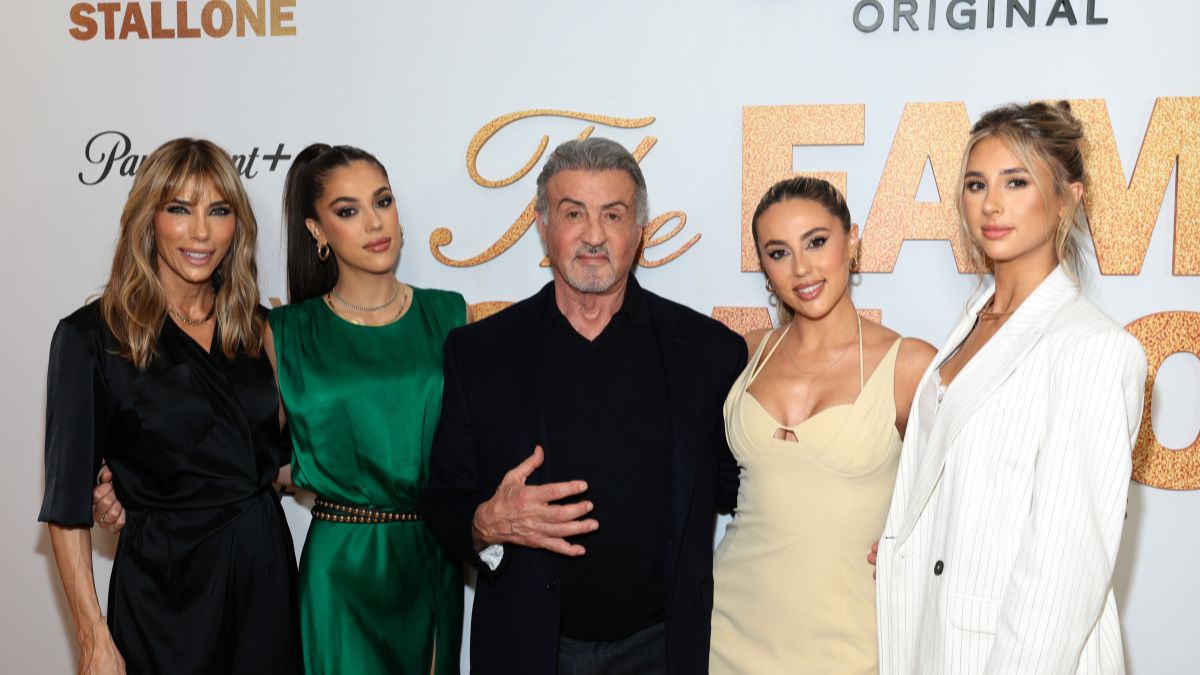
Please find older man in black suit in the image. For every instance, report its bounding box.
[418,137,746,675]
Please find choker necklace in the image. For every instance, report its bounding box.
[167,291,215,326]
[978,296,1016,320]
[330,282,402,313]
[326,284,411,325]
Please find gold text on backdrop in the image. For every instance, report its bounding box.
[1127,312,1200,490]
[68,0,297,40]
[428,109,700,268]
[741,97,1200,276]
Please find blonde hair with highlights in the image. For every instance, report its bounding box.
[956,101,1089,281]
[100,138,264,369]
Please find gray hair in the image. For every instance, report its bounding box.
[534,137,649,225]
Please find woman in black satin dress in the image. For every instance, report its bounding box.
[40,138,300,674]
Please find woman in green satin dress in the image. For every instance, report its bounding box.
[270,144,465,674]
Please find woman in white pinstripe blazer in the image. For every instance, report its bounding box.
[874,101,1148,675]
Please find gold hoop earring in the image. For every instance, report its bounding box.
[317,242,331,261]
[850,247,861,272]
[765,279,779,306]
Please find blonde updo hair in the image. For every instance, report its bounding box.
[955,101,1088,281]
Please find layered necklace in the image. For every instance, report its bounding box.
[326,281,410,325]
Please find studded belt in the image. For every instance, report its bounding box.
[311,497,421,524]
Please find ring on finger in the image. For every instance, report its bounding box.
[101,514,109,524]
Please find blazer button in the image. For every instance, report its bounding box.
[933,560,944,576]
[546,581,558,593]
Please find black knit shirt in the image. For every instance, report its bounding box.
[541,279,671,640]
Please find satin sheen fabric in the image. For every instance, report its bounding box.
[40,302,300,674]
[270,288,465,675]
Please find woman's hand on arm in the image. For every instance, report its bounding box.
[46,523,126,674]
[273,464,294,494]
[91,469,124,535]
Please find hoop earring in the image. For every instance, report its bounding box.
[764,279,778,306]
[317,242,331,262]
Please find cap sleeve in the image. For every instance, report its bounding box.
[38,319,109,527]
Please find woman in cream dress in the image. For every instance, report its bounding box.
[710,177,934,674]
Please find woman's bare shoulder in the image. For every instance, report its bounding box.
[742,326,774,355]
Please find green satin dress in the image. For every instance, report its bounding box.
[269,287,465,675]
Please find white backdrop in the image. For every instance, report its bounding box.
[2,2,1198,673]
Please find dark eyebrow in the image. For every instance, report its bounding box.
[557,197,586,210]
[328,195,360,207]
[762,238,789,248]
[167,198,194,206]
[601,200,629,210]
[329,187,390,208]
[801,226,830,239]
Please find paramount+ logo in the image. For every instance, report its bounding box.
[69,1,296,41]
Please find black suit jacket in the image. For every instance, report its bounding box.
[418,279,747,675]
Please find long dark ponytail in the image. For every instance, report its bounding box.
[282,143,389,303]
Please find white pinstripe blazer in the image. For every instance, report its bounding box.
[875,267,1148,675]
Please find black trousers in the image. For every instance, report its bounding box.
[557,622,668,675]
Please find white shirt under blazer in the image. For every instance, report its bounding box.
[876,266,1148,675]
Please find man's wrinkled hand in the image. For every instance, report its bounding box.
[472,445,598,556]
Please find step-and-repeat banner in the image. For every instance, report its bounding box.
[2,2,1197,672]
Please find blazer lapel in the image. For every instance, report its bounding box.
[518,283,554,484]
[896,267,1079,544]
[650,299,693,577]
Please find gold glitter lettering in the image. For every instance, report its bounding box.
[711,307,882,334]
[1069,97,1200,275]
[1128,311,1200,490]
[859,102,979,273]
[741,105,864,271]
[469,301,515,321]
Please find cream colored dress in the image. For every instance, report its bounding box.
[711,323,903,675]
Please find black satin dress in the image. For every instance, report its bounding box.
[39,302,300,675]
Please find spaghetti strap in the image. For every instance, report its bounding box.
[749,323,792,384]
[856,313,865,392]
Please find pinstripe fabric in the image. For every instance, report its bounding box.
[876,267,1148,675]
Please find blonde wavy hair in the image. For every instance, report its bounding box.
[955,101,1088,282]
[100,138,264,369]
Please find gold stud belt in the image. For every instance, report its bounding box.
[311,497,421,524]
